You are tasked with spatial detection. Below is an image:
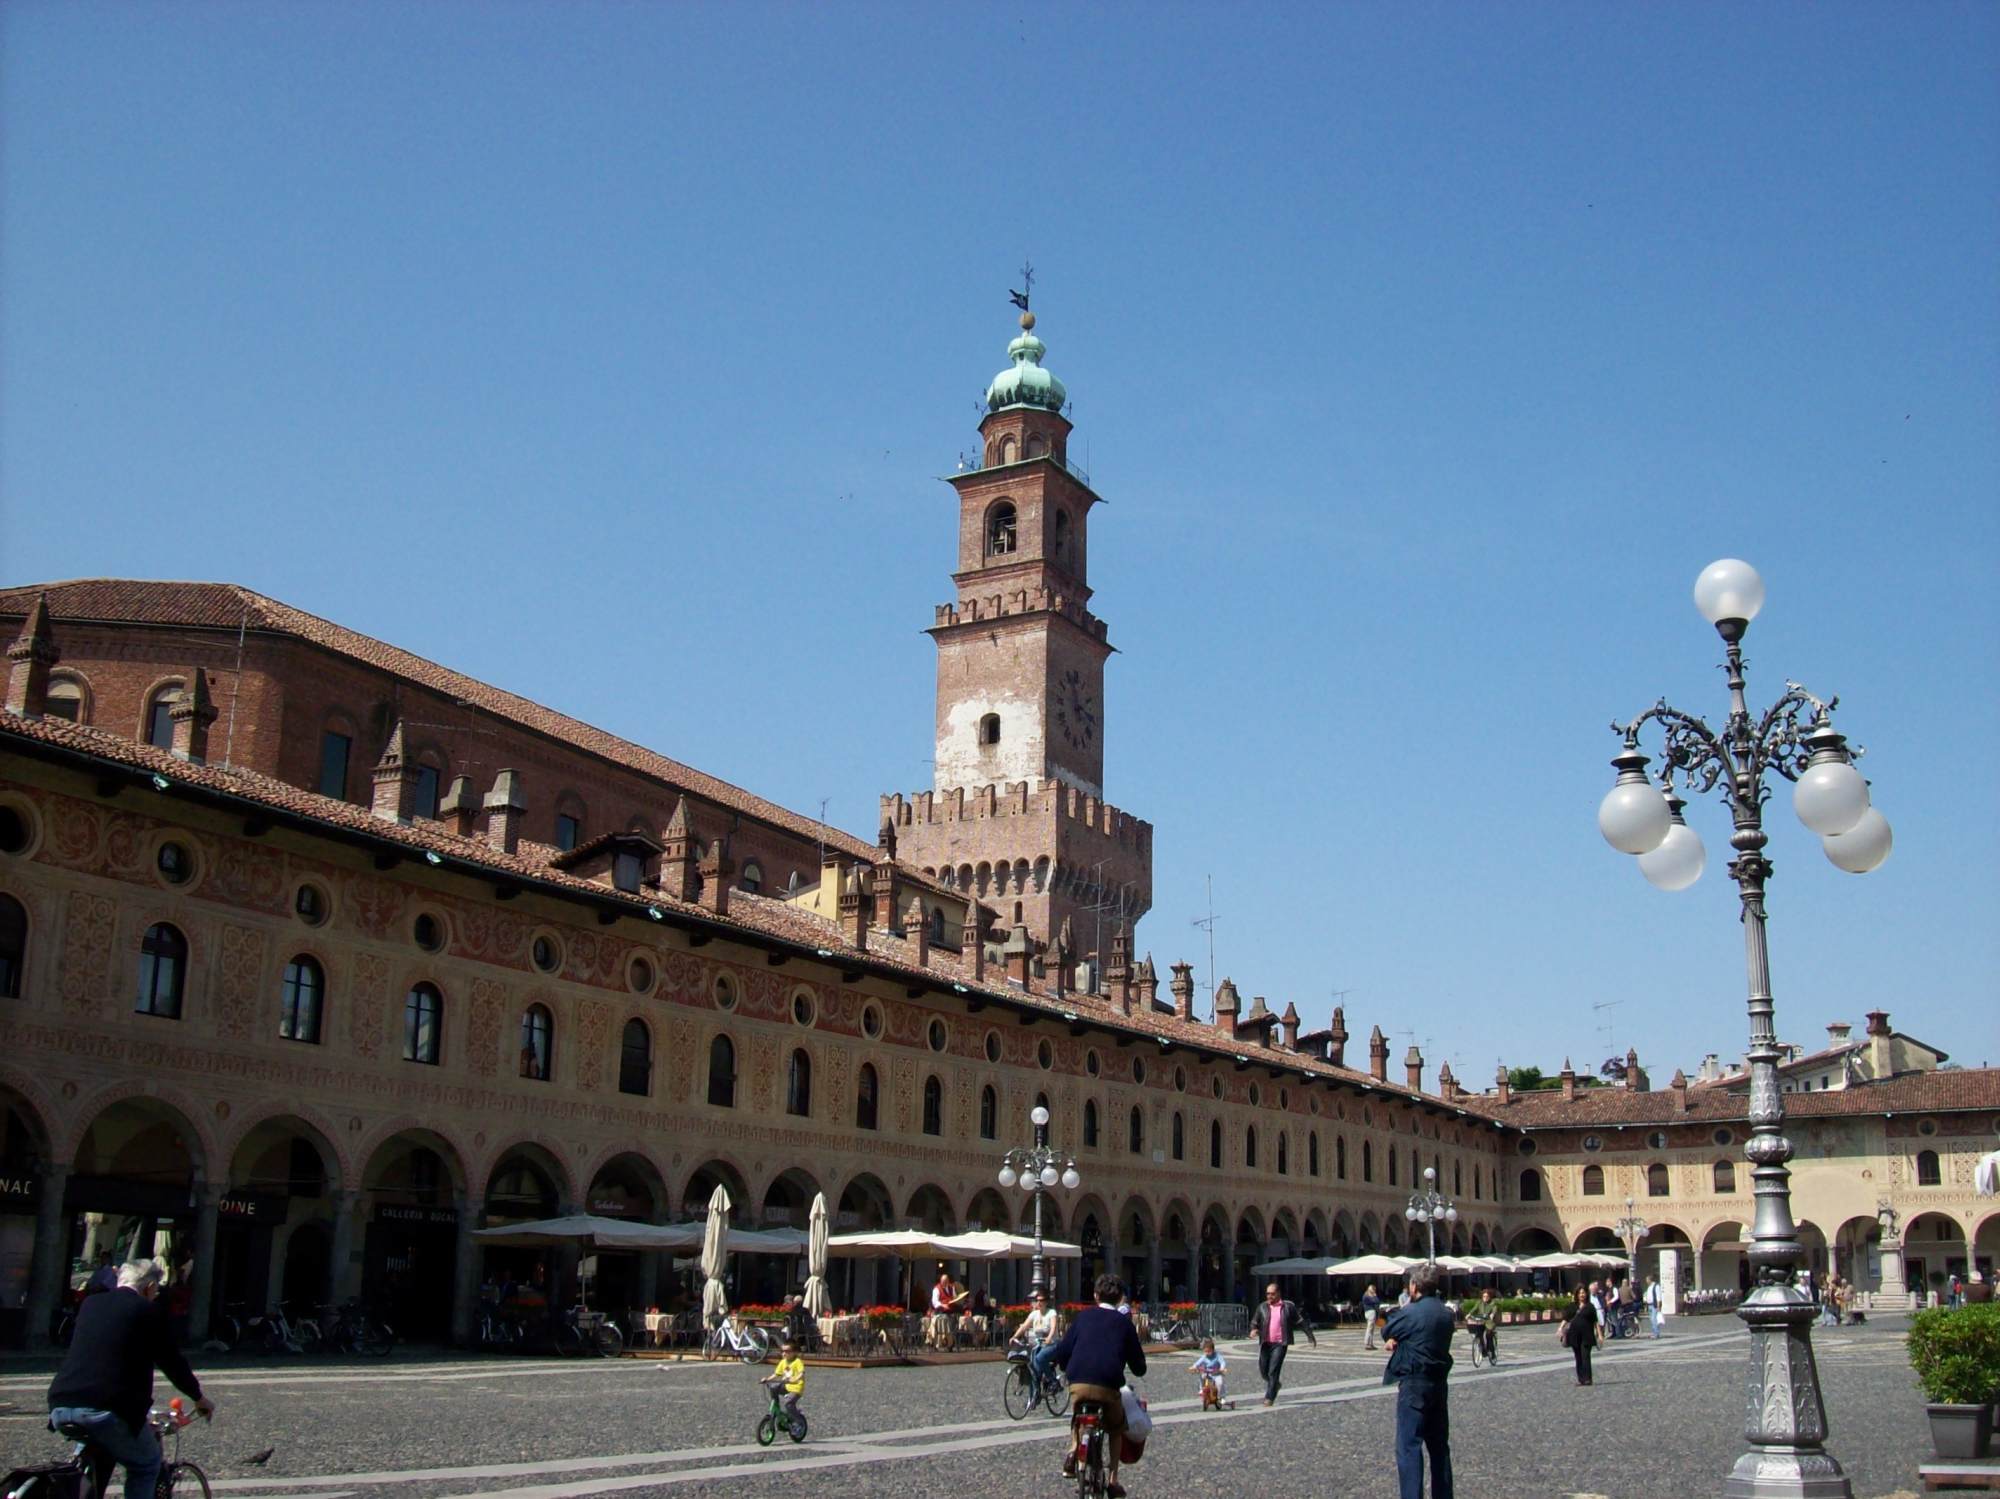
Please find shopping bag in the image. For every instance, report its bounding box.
[1121,1385,1152,1441]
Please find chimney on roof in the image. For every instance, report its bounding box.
[1053,916,1076,1000]
[1169,961,1194,1021]
[1494,1063,1511,1106]
[438,775,478,838]
[372,721,419,824]
[1404,1044,1424,1092]
[877,815,897,861]
[1437,1062,1457,1101]
[1560,1057,1578,1102]
[168,669,218,764]
[1698,1052,1721,1083]
[1826,1021,1852,1046]
[970,903,989,981]
[1135,954,1158,1011]
[1623,1047,1642,1091]
[1280,1000,1300,1051]
[873,864,899,933]
[1004,922,1033,985]
[838,865,868,950]
[1107,924,1132,1014]
[908,897,930,968]
[654,797,697,899]
[1865,1009,1893,1079]
[1329,1007,1348,1068]
[480,768,526,853]
[699,838,733,918]
[1671,1069,1689,1113]
[1369,1026,1389,1082]
[1214,978,1240,1032]
[4,594,59,718]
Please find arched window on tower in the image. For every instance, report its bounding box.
[1052,508,1071,565]
[979,713,1001,747]
[987,502,1017,557]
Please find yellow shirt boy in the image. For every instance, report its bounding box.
[770,1354,805,1396]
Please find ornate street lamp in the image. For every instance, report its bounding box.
[1404,1166,1457,1264]
[1615,1196,1649,1283]
[997,1105,1080,1302]
[1600,558,1890,1499]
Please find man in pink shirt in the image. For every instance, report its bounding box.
[1253,1282,1314,1405]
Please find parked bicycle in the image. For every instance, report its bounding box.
[557,1305,623,1357]
[477,1302,529,1348]
[319,1300,394,1357]
[1001,1346,1070,1419]
[5,1396,211,1499]
[705,1315,772,1364]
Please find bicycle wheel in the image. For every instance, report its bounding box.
[755,1415,776,1448]
[364,1317,395,1357]
[593,1323,624,1357]
[786,1411,807,1444]
[1044,1372,1070,1418]
[163,1460,214,1499]
[738,1326,770,1365]
[1002,1363,1034,1420]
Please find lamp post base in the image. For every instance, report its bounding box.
[1722,1286,1852,1499]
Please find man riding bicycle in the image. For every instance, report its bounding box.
[1048,1274,1146,1498]
[46,1259,215,1499]
[1463,1288,1499,1365]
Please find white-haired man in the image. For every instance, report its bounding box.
[47,1259,214,1499]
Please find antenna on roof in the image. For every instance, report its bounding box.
[1593,999,1624,1055]
[1190,875,1219,1022]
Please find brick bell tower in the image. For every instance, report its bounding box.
[882,295,1154,977]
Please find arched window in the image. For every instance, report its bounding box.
[1519,1168,1542,1202]
[1026,433,1047,459]
[1277,1132,1289,1176]
[997,435,1016,464]
[987,502,1018,557]
[856,1063,879,1130]
[1389,1148,1398,1186]
[1246,1126,1259,1170]
[1052,507,1071,564]
[1128,1106,1144,1154]
[1209,1120,1222,1169]
[1171,1112,1185,1161]
[1453,1160,1462,1195]
[786,1048,812,1117]
[144,685,181,750]
[928,906,947,945]
[1646,1162,1670,1197]
[1083,1100,1100,1148]
[1363,1141,1374,1182]
[1581,1164,1605,1196]
[922,1075,943,1136]
[135,922,187,1018]
[707,1034,736,1108]
[979,1084,997,1140]
[0,893,26,998]
[619,1019,651,1096]
[979,713,1001,746]
[554,809,583,852]
[1916,1149,1941,1186]
[403,982,441,1064]
[279,955,323,1043]
[1337,1136,1347,1180]
[519,1005,553,1081]
[741,861,764,895]
[1309,1132,1321,1177]
[1713,1159,1735,1193]
[45,672,87,723]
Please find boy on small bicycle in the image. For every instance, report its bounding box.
[761,1340,805,1431]
[1188,1337,1230,1409]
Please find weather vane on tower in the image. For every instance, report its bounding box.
[1009,261,1035,328]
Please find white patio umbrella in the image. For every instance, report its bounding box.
[802,1193,832,1318]
[700,1185,732,1323]
[1325,1253,1416,1277]
[1252,1256,1340,1275]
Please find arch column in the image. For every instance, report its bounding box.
[1146,1238,1163,1306]
[1220,1237,1237,1304]
[451,1193,481,1346]
[26,1163,71,1350]
[187,1180,223,1344]
[326,1188,358,1306]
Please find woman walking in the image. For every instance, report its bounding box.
[1562,1285,1602,1385]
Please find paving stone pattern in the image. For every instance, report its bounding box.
[0,1316,1935,1498]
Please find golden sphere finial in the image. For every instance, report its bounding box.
[1020,310,1036,331]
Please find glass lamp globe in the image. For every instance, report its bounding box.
[998,1165,1018,1189]
[1040,1165,1059,1187]
[1823,806,1893,873]
[1061,1167,1080,1190]
[1599,781,1671,855]
[1405,1206,1418,1221]
[1423,1166,1436,1183]
[1693,558,1765,625]
[1030,1105,1050,1127]
[1794,760,1870,837]
[1639,820,1707,891]
[1445,1206,1459,1223]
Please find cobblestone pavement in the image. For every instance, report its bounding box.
[0,1316,1935,1498]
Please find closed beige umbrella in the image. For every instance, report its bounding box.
[803,1193,832,1318]
[700,1185,732,1323]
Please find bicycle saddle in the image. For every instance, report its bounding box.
[53,1419,96,1441]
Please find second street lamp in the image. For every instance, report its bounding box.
[1404,1166,1457,1264]
[997,1105,1079,1303]
[1615,1197,1649,1284]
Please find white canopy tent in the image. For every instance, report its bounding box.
[1325,1254,1418,1277]
[471,1214,806,1256]
[1251,1255,1343,1276]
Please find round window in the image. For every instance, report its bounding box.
[628,956,655,994]
[927,1017,948,1053]
[1248,1084,1261,1108]
[792,992,816,1027]
[1712,1127,1734,1146]
[1646,1130,1668,1150]
[1917,1119,1938,1138]
[1173,1066,1187,1093]
[156,841,192,886]
[1211,1076,1222,1100]
[1582,1135,1603,1153]
[1085,1049,1100,1078]
[985,1030,1001,1063]
[0,804,30,856]
[531,935,561,974]
[414,912,444,953]
[1037,1038,1054,1071]
[713,974,738,1012]
[294,882,328,926]
[1132,1057,1146,1085]
[861,1002,883,1040]
[1517,1137,1538,1157]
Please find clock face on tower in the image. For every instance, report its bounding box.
[1053,667,1097,751]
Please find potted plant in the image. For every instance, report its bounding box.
[1907,1304,2000,1459]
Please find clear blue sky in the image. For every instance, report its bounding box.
[4,2,1995,1085]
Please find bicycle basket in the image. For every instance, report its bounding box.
[4,1464,89,1499]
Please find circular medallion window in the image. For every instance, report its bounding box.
[1085,1049,1101,1078]
[1646,1130,1669,1150]
[1917,1119,1938,1137]
[1211,1076,1222,1100]
[531,934,562,974]
[1173,1066,1187,1093]
[713,973,738,1012]
[1037,1038,1054,1070]
[0,800,38,856]
[1712,1127,1734,1146]
[628,956,655,994]
[294,882,329,926]
[155,840,193,886]
[1248,1084,1261,1107]
[1517,1137,1538,1157]
[861,1001,883,1039]
[1278,1087,1290,1110]
[791,991,816,1027]
[413,912,445,953]
[1582,1135,1603,1153]
[927,1017,948,1053]
[985,1030,1001,1064]
[1309,1094,1321,1116]
[1132,1057,1146,1085]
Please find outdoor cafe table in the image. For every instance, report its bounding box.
[816,1314,862,1354]
[643,1310,670,1348]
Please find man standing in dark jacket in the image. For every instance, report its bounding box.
[47,1259,214,1499]
[1050,1274,1146,1499]
[1382,1263,1454,1499]
[1253,1281,1314,1405]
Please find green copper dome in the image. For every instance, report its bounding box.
[985,314,1068,415]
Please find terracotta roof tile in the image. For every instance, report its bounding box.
[1462,1067,2000,1128]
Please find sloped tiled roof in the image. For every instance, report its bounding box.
[0,579,877,860]
[1461,1067,2000,1129]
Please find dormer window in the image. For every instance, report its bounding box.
[979,713,1000,746]
[987,502,1017,557]
[612,851,643,893]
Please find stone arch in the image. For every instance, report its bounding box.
[223,1106,351,1193]
[356,1116,473,1198]
[1269,1206,1299,1252]
[1331,1208,1357,1257]
[1357,1210,1380,1252]
[0,1069,59,1170]
[962,1186,1010,1234]
[61,1081,218,1181]
[905,1182,957,1234]
[1570,1224,1619,1253]
[683,1157,752,1222]
[585,1149,669,1222]
[1508,1225,1561,1254]
[836,1171,893,1231]
[759,1166,823,1231]
[1302,1206,1329,1248]
[476,1135,576,1210]
[483,1139,572,1221]
[1380,1217,1404,1254]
